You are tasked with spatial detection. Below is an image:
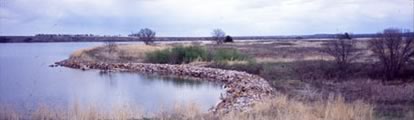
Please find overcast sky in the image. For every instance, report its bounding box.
[0,0,412,36]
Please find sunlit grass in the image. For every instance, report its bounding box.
[70,44,170,63]
[0,93,381,120]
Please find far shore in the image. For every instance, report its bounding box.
[0,33,377,43]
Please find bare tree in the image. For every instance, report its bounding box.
[322,33,361,79]
[211,29,226,45]
[130,28,156,45]
[370,28,414,82]
[322,33,360,67]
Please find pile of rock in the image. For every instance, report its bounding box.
[55,58,274,113]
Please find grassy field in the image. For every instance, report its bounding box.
[61,40,414,119]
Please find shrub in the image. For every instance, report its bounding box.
[224,35,233,43]
[145,46,251,64]
[145,46,208,64]
[321,33,361,80]
[169,46,208,64]
[212,48,250,62]
[145,49,171,64]
[369,28,414,82]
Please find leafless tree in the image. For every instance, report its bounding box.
[104,41,117,53]
[370,28,414,81]
[211,29,226,45]
[130,28,156,45]
[322,33,361,76]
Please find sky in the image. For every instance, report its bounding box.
[0,0,413,36]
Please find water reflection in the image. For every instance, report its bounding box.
[99,71,219,90]
[141,74,207,88]
[99,72,118,88]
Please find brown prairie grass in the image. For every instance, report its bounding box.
[219,60,249,65]
[224,95,374,120]
[70,44,170,63]
[0,94,378,120]
[5,103,144,120]
[207,40,375,64]
[0,105,19,120]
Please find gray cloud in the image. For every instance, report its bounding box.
[0,0,412,36]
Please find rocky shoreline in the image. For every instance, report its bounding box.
[55,58,274,113]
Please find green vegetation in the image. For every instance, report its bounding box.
[145,46,251,64]
[211,48,250,62]
[145,49,172,64]
[145,46,208,64]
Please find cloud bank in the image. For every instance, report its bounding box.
[0,0,412,36]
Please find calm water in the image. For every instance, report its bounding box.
[0,42,223,112]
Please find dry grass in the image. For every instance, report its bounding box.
[115,44,169,62]
[70,40,373,64]
[225,95,374,120]
[69,40,365,64]
[220,60,249,65]
[0,93,379,120]
[70,44,170,63]
[207,40,375,64]
[207,40,330,63]
[0,105,20,120]
[2,103,144,120]
[256,56,334,63]
[70,47,97,62]
[269,78,414,119]
[333,80,414,102]
[69,43,210,63]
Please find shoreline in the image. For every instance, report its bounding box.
[55,58,274,113]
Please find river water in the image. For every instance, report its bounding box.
[0,42,222,113]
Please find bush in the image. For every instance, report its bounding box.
[224,35,233,43]
[369,28,414,82]
[145,49,171,64]
[145,46,208,64]
[321,34,361,80]
[145,46,251,64]
[212,48,250,62]
[169,46,208,64]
